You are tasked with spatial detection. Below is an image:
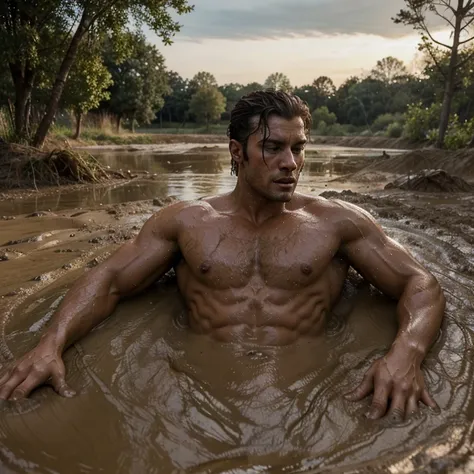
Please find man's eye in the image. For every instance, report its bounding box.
[265,146,280,153]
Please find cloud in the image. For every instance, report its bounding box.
[175,0,428,40]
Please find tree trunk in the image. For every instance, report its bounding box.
[116,115,122,134]
[73,111,82,139]
[468,135,474,148]
[10,62,35,140]
[32,12,91,148]
[436,6,463,148]
[160,110,163,128]
[131,118,136,133]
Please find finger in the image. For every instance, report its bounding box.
[366,382,390,420]
[0,369,27,400]
[387,391,407,423]
[50,364,76,398]
[0,369,12,386]
[10,371,49,400]
[421,388,439,411]
[406,396,419,418]
[345,371,374,401]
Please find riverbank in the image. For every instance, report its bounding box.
[48,131,421,150]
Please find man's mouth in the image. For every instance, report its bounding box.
[274,178,296,185]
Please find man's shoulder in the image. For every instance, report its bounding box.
[291,192,373,225]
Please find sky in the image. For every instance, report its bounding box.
[146,0,450,87]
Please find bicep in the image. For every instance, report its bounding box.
[339,207,426,299]
[100,211,179,298]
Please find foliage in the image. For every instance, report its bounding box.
[61,51,112,116]
[394,0,474,147]
[372,113,405,132]
[403,102,441,141]
[370,57,408,84]
[105,33,169,130]
[264,73,293,92]
[443,116,474,150]
[387,122,404,138]
[189,87,226,128]
[312,106,337,128]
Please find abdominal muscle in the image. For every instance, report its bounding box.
[176,265,347,346]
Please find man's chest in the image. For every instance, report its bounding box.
[177,214,341,288]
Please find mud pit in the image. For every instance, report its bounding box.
[1,148,474,473]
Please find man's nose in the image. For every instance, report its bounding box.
[280,148,297,171]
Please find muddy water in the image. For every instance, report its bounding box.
[1,145,473,472]
[0,146,394,216]
[1,215,474,473]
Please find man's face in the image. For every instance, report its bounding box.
[233,115,307,202]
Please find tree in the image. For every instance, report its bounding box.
[188,71,218,96]
[219,83,244,118]
[264,73,293,92]
[61,50,112,139]
[394,0,474,147]
[0,0,193,147]
[105,34,169,132]
[162,71,190,124]
[241,82,264,96]
[312,76,336,98]
[189,86,226,130]
[312,106,337,128]
[370,57,408,84]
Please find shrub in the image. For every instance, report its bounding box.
[312,107,337,128]
[403,102,441,141]
[387,122,403,138]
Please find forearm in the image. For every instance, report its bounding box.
[40,268,120,352]
[390,274,446,360]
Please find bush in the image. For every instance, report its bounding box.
[403,102,441,141]
[445,116,474,150]
[387,122,403,138]
[312,106,337,128]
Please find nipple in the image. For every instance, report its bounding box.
[301,264,313,276]
[199,262,211,274]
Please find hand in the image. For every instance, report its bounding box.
[345,349,438,420]
[0,341,76,400]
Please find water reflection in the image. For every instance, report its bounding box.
[1,146,397,216]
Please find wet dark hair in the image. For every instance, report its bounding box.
[227,89,312,176]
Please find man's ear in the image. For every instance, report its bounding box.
[229,139,244,165]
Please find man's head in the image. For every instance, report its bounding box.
[227,90,311,202]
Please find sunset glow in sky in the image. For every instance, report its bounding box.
[146,0,451,86]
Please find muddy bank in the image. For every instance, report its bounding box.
[0,187,474,473]
[310,135,422,150]
[337,148,474,184]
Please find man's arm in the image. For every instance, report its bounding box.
[335,201,446,420]
[0,202,185,401]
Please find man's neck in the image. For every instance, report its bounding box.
[230,181,287,225]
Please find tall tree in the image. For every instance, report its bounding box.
[61,50,112,139]
[394,0,474,147]
[264,73,293,92]
[370,56,408,84]
[188,71,218,96]
[162,71,189,124]
[312,76,336,98]
[105,34,169,132]
[0,0,193,147]
[189,86,226,130]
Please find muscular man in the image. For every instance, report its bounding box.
[0,91,445,420]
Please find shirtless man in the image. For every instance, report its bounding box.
[0,91,445,420]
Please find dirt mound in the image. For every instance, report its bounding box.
[385,169,474,192]
[310,135,421,150]
[0,143,126,189]
[350,148,474,180]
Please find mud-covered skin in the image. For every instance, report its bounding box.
[0,115,445,421]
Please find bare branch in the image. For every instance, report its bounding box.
[433,9,456,28]
[423,40,448,78]
[459,34,474,45]
[420,16,453,49]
